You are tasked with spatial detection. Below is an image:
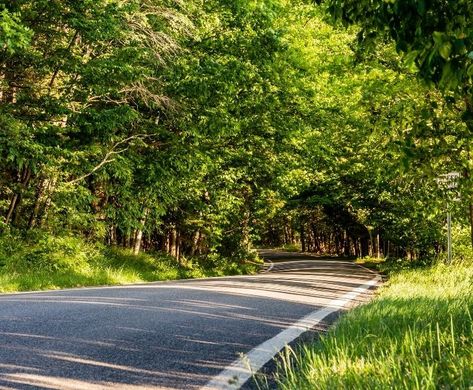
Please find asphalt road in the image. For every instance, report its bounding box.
[0,250,379,390]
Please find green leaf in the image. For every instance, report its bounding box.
[416,0,426,15]
[439,61,458,89]
[438,41,452,60]
[467,64,473,77]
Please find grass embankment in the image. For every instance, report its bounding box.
[275,258,473,389]
[0,232,259,293]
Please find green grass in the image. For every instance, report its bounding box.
[0,231,259,293]
[274,258,473,389]
[279,243,302,252]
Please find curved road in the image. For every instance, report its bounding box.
[0,250,380,389]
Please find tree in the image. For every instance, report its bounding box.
[326,0,473,247]
[255,3,460,259]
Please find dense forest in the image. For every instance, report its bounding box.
[0,0,471,270]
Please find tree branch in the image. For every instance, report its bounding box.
[66,134,155,185]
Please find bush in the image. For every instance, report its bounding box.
[281,243,301,252]
[451,225,473,263]
[4,234,99,273]
[0,230,258,292]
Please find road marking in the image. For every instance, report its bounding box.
[202,274,381,390]
[262,259,274,273]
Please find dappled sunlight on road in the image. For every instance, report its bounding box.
[3,373,175,389]
[0,256,378,389]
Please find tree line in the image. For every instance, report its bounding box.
[0,0,471,263]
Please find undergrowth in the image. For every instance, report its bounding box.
[0,230,259,293]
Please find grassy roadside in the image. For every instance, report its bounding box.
[0,232,259,293]
[274,258,473,389]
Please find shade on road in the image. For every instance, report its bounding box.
[0,251,379,389]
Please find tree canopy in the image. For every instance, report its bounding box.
[0,0,471,265]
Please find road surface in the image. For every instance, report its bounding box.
[0,250,380,389]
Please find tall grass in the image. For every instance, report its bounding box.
[0,231,258,293]
[275,260,473,389]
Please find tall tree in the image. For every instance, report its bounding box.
[326,0,473,247]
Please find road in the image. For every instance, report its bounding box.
[0,250,380,389]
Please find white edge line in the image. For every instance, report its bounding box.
[354,262,380,275]
[262,259,274,273]
[202,274,381,390]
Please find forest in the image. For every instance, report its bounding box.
[0,0,472,286]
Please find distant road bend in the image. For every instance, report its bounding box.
[0,250,381,389]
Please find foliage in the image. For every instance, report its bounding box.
[325,0,473,248]
[0,8,32,53]
[0,230,258,292]
[0,0,471,279]
[327,0,473,92]
[449,225,473,263]
[255,3,469,259]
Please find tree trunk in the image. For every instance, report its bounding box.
[283,225,289,245]
[368,229,373,257]
[335,233,341,256]
[108,224,117,245]
[241,209,251,253]
[38,177,57,228]
[5,167,31,226]
[169,227,177,258]
[176,231,181,263]
[377,233,381,259]
[360,237,369,257]
[343,230,350,256]
[28,178,48,229]
[133,208,149,255]
[163,232,170,254]
[48,30,79,91]
[4,194,19,225]
[190,230,200,257]
[354,239,360,258]
[300,224,306,252]
[123,232,131,248]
